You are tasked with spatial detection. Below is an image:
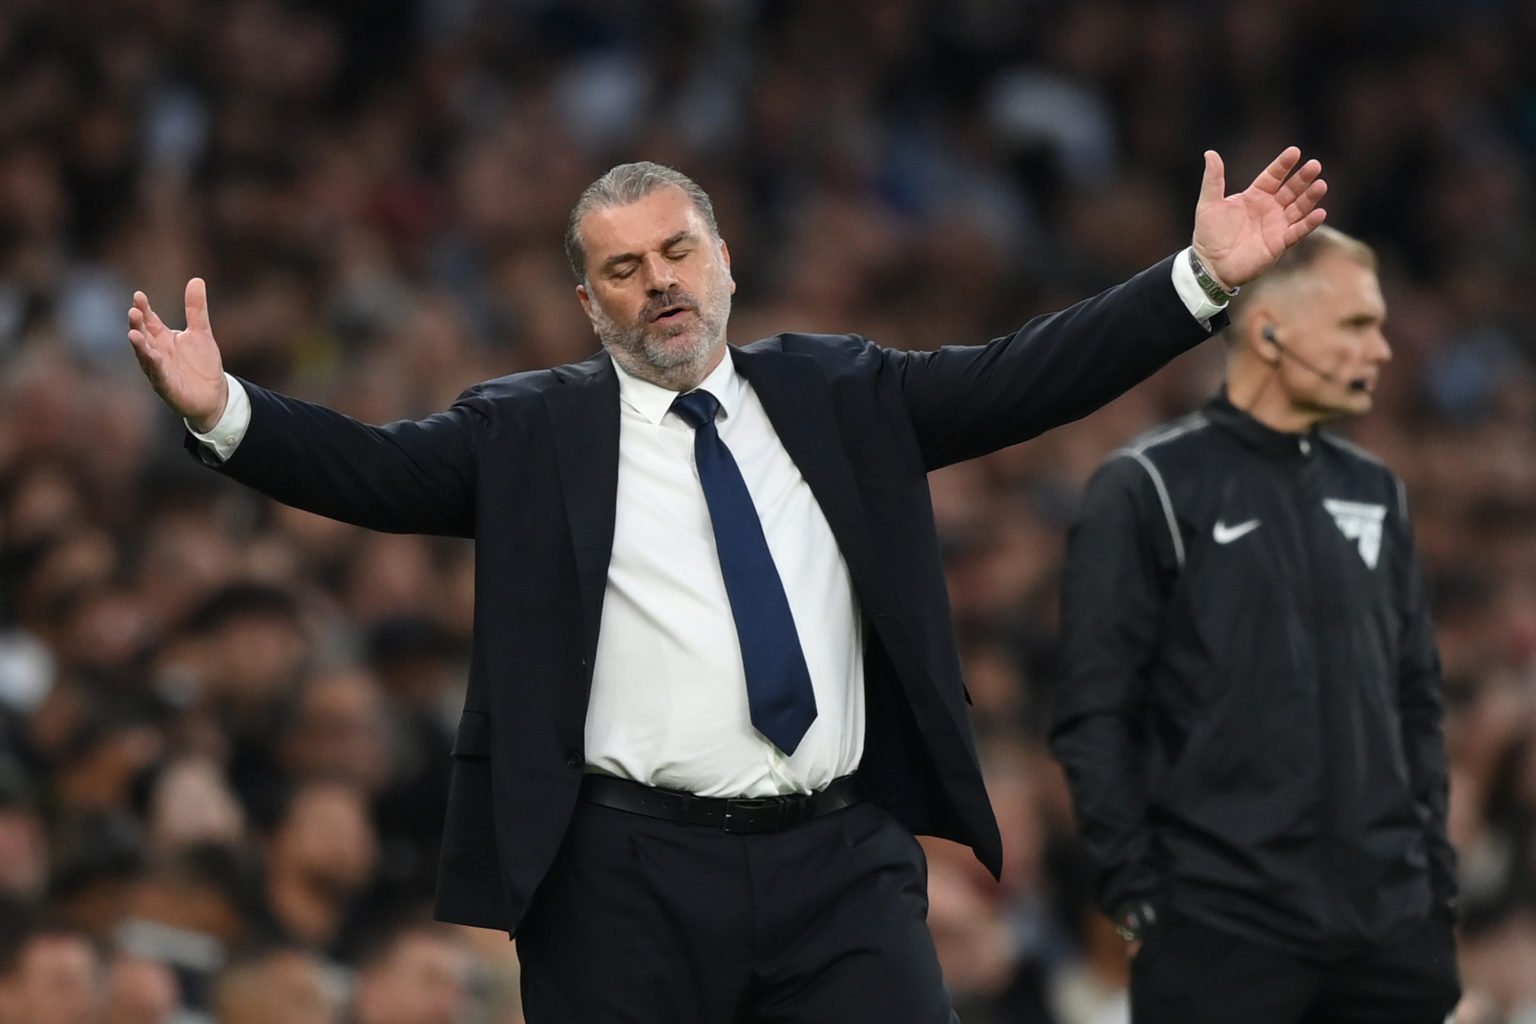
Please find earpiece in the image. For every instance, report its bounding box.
[1257,323,1366,391]
[1258,324,1283,367]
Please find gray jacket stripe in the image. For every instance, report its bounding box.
[1119,449,1185,569]
[1114,415,1209,570]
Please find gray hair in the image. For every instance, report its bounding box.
[563,162,721,283]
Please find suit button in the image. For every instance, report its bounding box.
[564,752,582,769]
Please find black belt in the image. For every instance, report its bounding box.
[579,774,865,834]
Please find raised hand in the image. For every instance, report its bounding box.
[1191,147,1327,289]
[128,279,229,432]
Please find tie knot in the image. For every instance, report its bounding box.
[672,389,721,430]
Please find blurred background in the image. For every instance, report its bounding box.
[2,0,1535,1021]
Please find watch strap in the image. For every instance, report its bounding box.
[1188,248,1239,306]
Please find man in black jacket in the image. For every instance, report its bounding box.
[128,149,1326,1023]
[1052,226,1460,1023]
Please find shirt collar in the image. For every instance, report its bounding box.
[1204,389,1321,458]
[611,347,741,426]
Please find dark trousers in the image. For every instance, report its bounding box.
[1131,908,1460,1024]
[515,797,957,1024]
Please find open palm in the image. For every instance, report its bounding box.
[128,278,229,431]
[1192,147,1327,289]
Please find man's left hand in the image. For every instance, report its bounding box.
[1191,146,1327,289]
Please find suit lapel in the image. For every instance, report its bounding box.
[730,345,882,611]
[542,345,883,662]
[544,353,620,666]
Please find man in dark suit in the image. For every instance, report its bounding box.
[128,148,1326,1023]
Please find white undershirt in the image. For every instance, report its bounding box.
[188,249,1223,796]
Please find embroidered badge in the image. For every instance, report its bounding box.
[1323,499,1386,569]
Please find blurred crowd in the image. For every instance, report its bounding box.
[3,0,1536,1021]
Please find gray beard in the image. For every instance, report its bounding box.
[593,288,731,392]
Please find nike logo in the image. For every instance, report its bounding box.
[1213,519,1261,544]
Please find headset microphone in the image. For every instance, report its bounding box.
[1260,325,1369,392]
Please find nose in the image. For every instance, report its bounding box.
[1370,327,1392,364]
[641,252,678,294]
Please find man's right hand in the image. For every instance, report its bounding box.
[127,278,229,432]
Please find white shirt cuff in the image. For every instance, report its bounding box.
[1170,246,1229,330]
[186,373,251,462]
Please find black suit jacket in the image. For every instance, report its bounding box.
[191,255,1219,935]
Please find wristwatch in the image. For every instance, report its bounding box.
[1113,900,1159,944]
[1188,248,1239,306]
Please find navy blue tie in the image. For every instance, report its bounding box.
[672,389,818,754]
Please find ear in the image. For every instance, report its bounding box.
[1244,305,1283,366]
[719,239,736,295]
[575,283,600,335]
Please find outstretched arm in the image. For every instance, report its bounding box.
[894,147,1327,468]
[129,280,481,537]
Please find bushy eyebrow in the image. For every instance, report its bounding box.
[600,231,697,275]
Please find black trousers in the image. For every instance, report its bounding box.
[1131,907,1461,1024]
[515,797,957,1023]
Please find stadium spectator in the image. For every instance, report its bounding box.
[211,947,339,1024]
[0,920,105,1024]
[350,921,471,1024]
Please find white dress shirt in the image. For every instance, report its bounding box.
[584,355,863,796]
[189,249,1225,796]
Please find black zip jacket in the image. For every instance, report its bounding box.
[1051,393,1456,957]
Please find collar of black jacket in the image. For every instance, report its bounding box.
[1203,390,1322,459]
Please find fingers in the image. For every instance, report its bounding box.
[143,297,167,336]
[185,277,211,332]
[127,320,166,390]
[130,291,169,340]
[127,292,176,390]
[1282,207,1328,246]
[1273,158,1323,207]
[1249,145,1303,195]
[128,301,156,356]
[1198,150,1225,206]
[1286,177,1328,223]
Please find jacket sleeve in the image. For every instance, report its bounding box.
[1392,484,1458,905]
[884,255,1224,471]
[185,378,485,538]
[1050,452,1176,912]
